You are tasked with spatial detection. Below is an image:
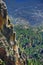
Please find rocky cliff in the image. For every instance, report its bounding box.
[0,0,27,65]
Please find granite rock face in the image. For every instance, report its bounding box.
[0,0,7,18]
[0,1,27,65]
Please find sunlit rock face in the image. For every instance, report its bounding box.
[0,0,8,30]
[0,16,3,29]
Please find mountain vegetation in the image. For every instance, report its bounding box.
[14,23,43,65]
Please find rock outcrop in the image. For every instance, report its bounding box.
[0,0,26,65]
[0,0,27,65]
